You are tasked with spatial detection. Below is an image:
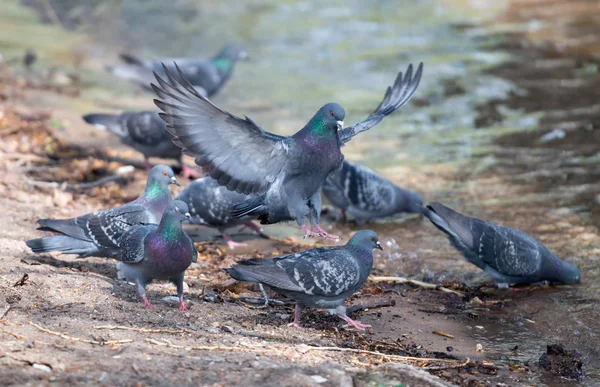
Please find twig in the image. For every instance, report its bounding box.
[93,325,193,334]
[432,331,455,339]
[0,326,27,340]
[23,166,135,192]
[29,321,133,346]
[424,357,471,371]
[347,300,395,315]
[144,338,280,354]
[0,305,10,320]
[299,345,462,363]
[370,276,464,296]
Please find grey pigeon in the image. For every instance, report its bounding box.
[422,202,581,287]
[107,44,248,97]
[117,200,197,310]
[323,160,423,225]
[225,230,382,330]
[25,165,179,258]
[82,110,200,179]
[152,62,423,240]
[176,176,262,249]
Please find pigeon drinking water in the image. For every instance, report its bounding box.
[117,200,197,310]
[82,110,200,179]
[25,165,178,258]
[176,176,263,249]
[107,44,248,97]
[225,230,382,330]
[152,62,423,239]
[422,202,581,287]
[323,160,423,224]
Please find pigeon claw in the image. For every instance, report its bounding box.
[224,237,248,250]
[301,225,322,239]
[341,316,371,331]
[178,299,189,311]
[142,296,155,309]
[313,225,340,240]
[181,164,201,179]
[287,322,302,329]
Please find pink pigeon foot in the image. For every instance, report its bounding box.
[287,322,302,328]
[179,297,188,311]
[143,158,153,171]
[239,221,263,234]
[301,225,322,239]
[313,225,340,240]
[142,295,155,309]
[340,315,371,330]
[223,234,248,249]
[288,304,303,328]
[181,164,202,179]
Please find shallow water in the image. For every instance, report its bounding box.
[6,0,600,385]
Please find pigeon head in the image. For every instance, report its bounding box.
[218,44,248,61]
[148,164,179,187]
[347,230,383,251]
[164,200,192,223]
[549,257,581,284]
[405,191,424,213]
[302,103,346,139]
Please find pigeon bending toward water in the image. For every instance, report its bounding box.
[107,44,248,97]
[422,202,581,287]
[25,165,178,258]
[82,110,200,179]
[176,176,263,249]
[323,160,423,225]
[117,200,197,310]
[152,62,423,240]
[225,230,382,330]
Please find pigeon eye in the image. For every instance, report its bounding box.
[371,237,375,242]
[330,111,334,116]
[162,171,167,176]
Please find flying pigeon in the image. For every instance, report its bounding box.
[107,44,248,97]
[225,230,382,330]
[25,165,178,258]
[117,200,197,310]
[422,202,581,287]
[323,160,423,224]
[176,176,263,249]
[82,110,200,179]
[152,61,423,239]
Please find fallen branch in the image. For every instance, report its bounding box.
[370,276,464,297]
[347,300,395,315]
[299,345,463,363]
[29,321,133,346]
[432,331,455,339]
[94,325,193,334]
[0,305,10,320]
[0,326,27,340]
[23,166,135,192]
[145,338,280,354]
[424,357,471,371]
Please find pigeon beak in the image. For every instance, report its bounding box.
[185,212,191,221]
[336,120,344,130]
[239,51,249,60]
[376,241,383,251]
[170,176,180,186]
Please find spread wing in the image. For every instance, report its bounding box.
[338,62,423,144]
[152,63,290,195]
[122,111,171,146]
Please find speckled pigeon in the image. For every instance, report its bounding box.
[25,165,178,258]
[422,202,581,287]
[323,160,423,225]
[107,44,248,97]
[82,110,200,179]
[117,200,197,310]
[152,61,423,240]
[176,176,263,249]
[225,230,382,330]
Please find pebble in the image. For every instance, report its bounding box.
[32,363,52,373]
[310,375,328,384]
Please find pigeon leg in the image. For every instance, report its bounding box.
[312,225,340,240]
[173,273,188,311]
[258,283,269,308]
[137,280,155,309]
[287,303,303,328]
[223,233,248,249]
[142,295,155,309]
[143,157,153,171]
[239,221,263,234]
[340,209,347,222]
[181,164,201,179]
[301,225,322,239]
[334,306,371,330]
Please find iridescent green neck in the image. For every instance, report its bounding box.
[143,181,170,202]
[299,116,335,140]
[212,57,233,73]
[158,216,182,242]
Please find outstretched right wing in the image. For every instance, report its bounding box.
[152,63,290,195]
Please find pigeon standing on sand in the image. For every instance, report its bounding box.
[117,200,197,310]
[422,202,581,287]
[225,230,382,330]
[25,165,178,258]
[152,62,423,239]
[176,176,263,249]
[82,110,200,179]
[107,44,248,97]
[323,160,424,224]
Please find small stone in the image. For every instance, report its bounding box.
[446,346,453,352]
[221,325,234,333]
[476,343,484,352]
[33,363,52,373]
[310,375,328,384]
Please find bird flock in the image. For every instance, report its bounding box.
[26,44,581,330]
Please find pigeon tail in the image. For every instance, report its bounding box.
[25,235,96,257]
[223,259,265,283]
[425,202,474,249]
[37,218,88,240]
[231,194,267,218]
[82,114,126,138]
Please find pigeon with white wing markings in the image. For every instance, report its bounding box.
[422,202,581,287]
[107,44,248,97]
[82,110,200,179]
[323,160,423,224]
[225,230,382,330]
[152,62,423,239]
[117,200,197,310]
[176,176,263,249]
[25,165,178,258]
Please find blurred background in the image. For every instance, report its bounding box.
[0,0,599,385]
